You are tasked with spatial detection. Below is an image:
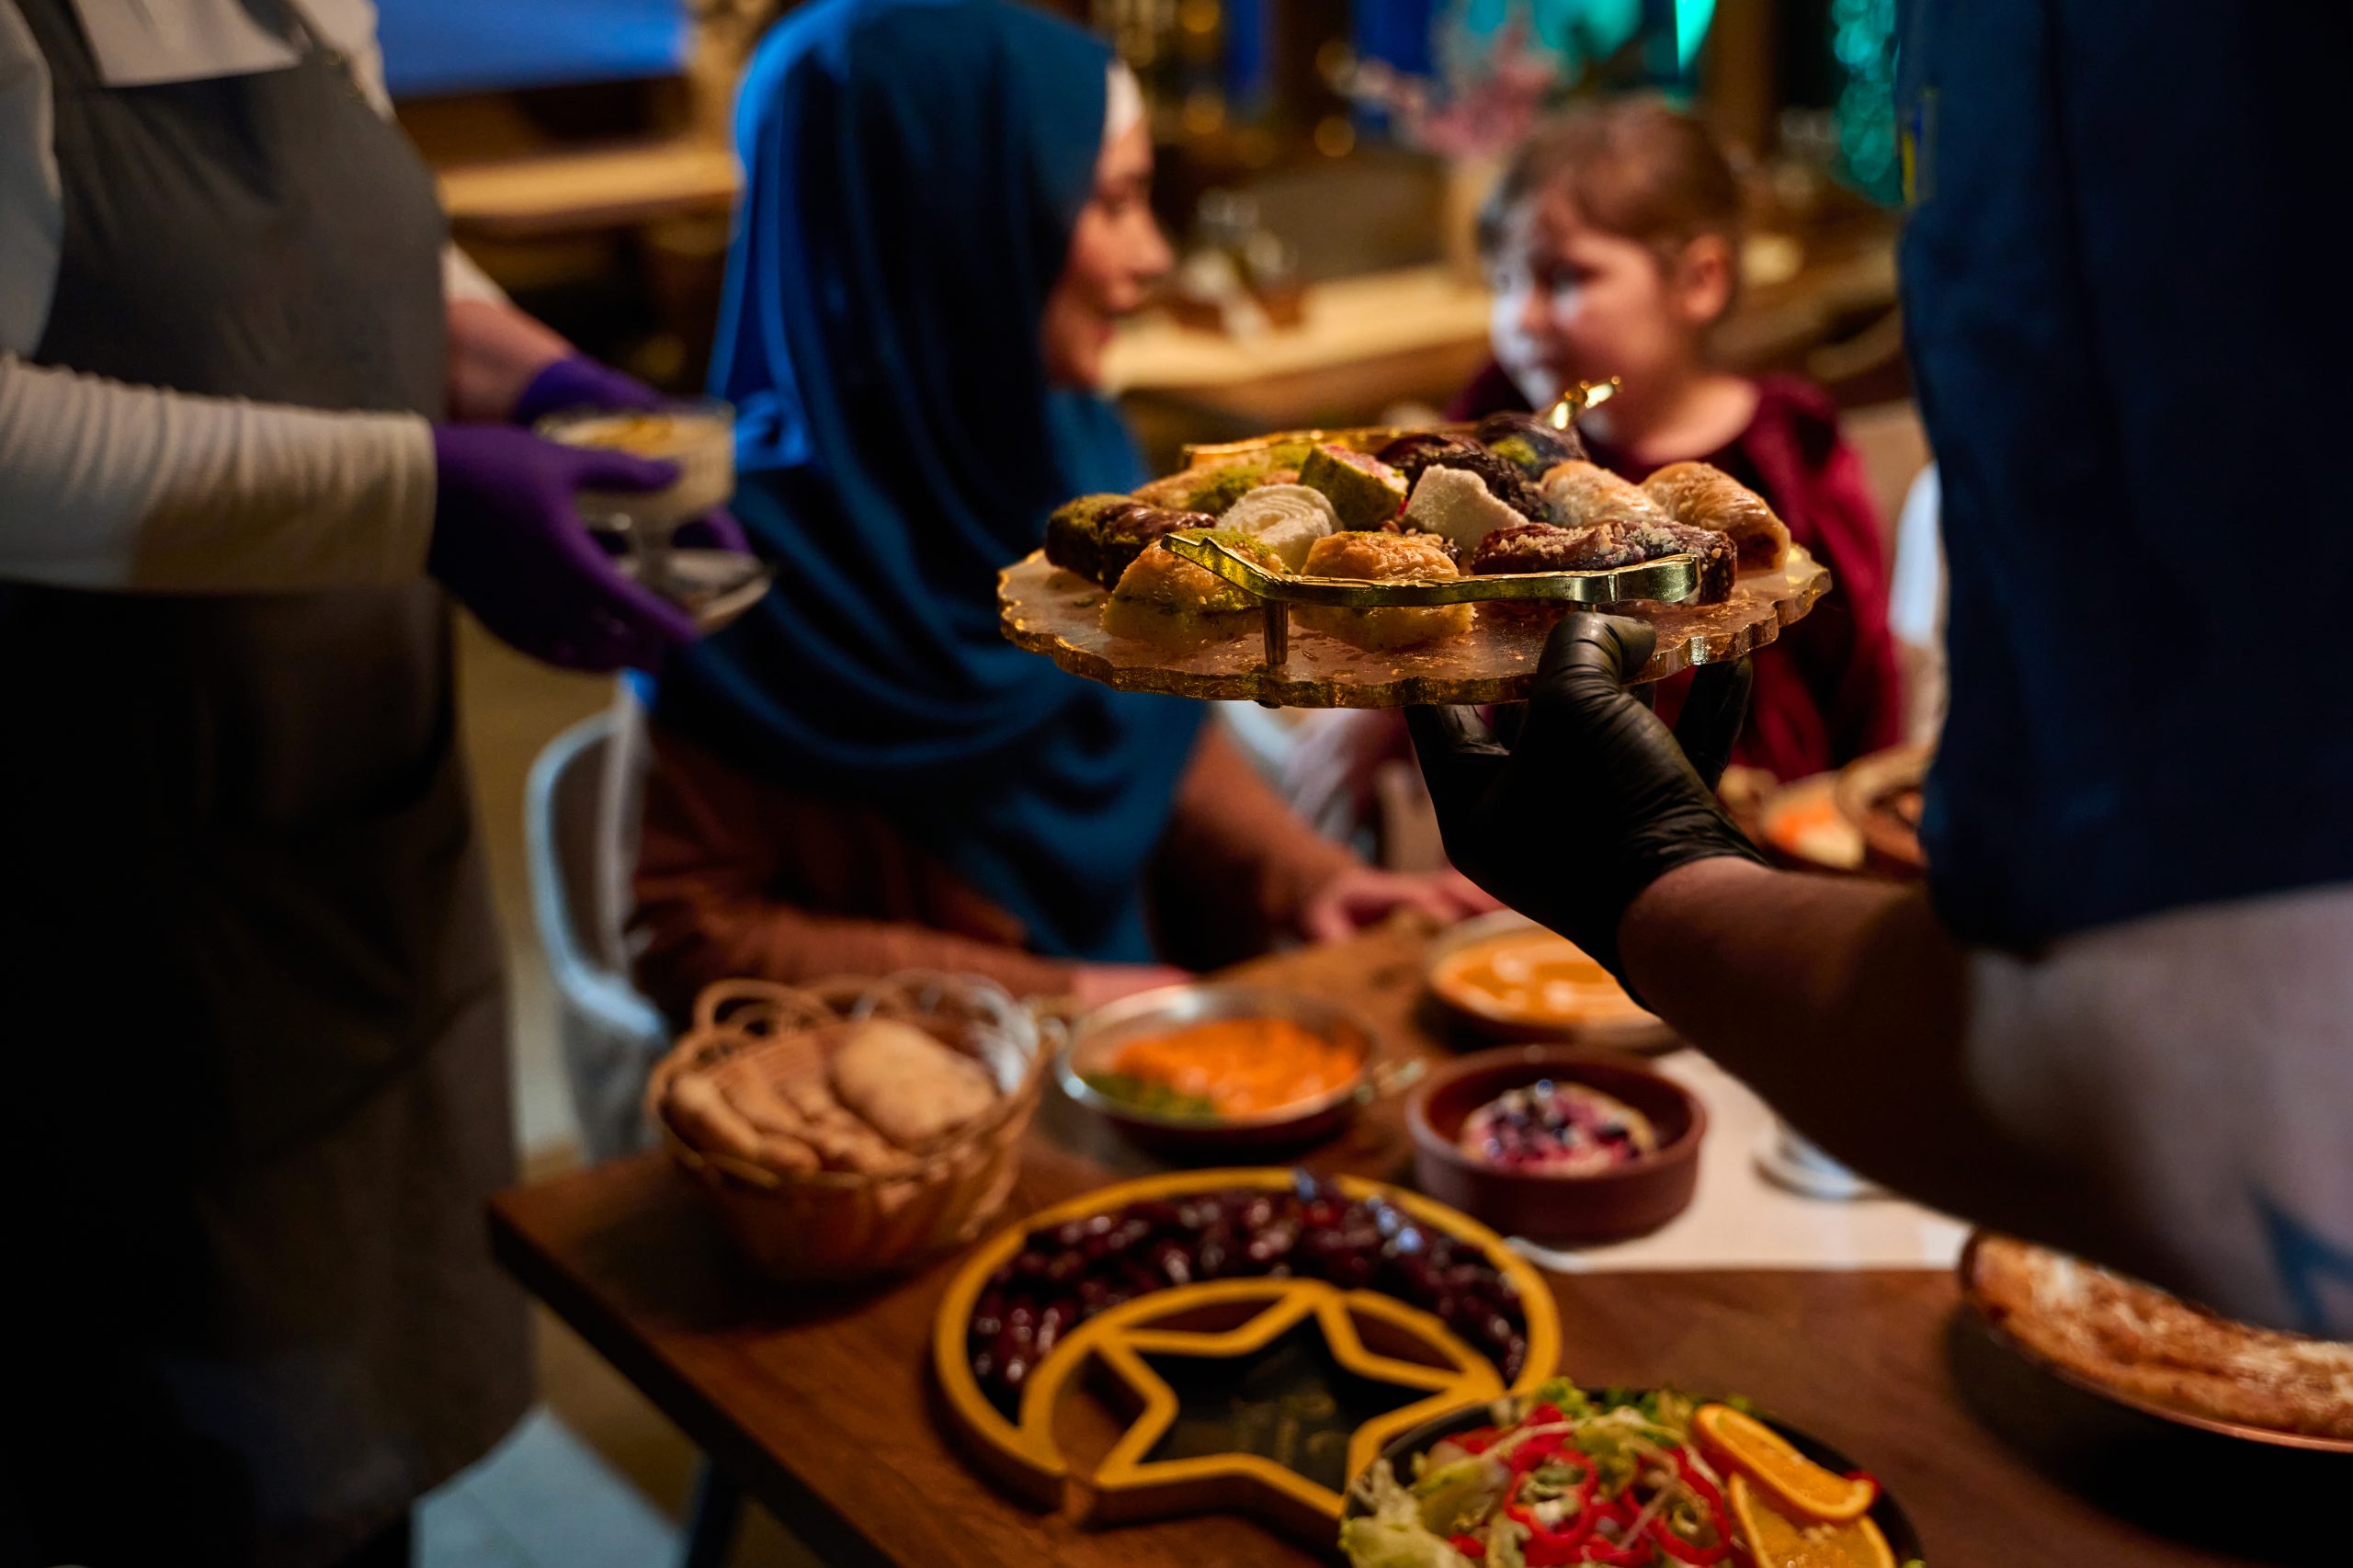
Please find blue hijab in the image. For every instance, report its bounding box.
[659,0,1202,963]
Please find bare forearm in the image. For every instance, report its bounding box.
[1617,859,2111,1258]
[1163,723,1357,933]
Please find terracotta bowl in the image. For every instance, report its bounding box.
[1407,1046,1706,1245]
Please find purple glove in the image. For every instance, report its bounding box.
[510,354,752,556]
[509,353,664,427]
[428,425,700,673]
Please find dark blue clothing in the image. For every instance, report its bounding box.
[657,0,1201,963]
[1898,0,2353,948]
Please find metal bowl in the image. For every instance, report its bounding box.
[1058,983,1411,1157]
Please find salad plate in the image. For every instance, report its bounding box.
[1343,1380,1924,1568]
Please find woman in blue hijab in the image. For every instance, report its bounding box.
[632,0,1487,1013]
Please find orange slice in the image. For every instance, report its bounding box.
[1728,1473,1895,1568]
[1693,1404,1877,1522]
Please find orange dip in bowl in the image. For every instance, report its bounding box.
[1430,931,1655,1030]
[1097,1017,1360,1119]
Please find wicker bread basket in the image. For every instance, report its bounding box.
[647,971,1050,1282]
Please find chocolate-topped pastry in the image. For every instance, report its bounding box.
[1044,493,1133,583]
[1618,521,1737,603]
[1372,431,1484,485]
[1477,410,1587,478]
[1096,505,1215,589]
[1470,518,1734,604]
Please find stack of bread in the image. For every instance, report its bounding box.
[661,1015,1002,1176]
[648,974,1047,1280]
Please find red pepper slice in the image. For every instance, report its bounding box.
[1506,1498,1596,1566]
[1529,1403,1566,1427]
[1449,1533,1487,1560]
[1672,1449,1724,1510]
[1454,1426,1502,1455]
[1500,1447,1607,1567]
[1574,1497,1654,1567]
[1506,1431,1567,1474]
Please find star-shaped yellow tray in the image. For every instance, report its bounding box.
[931,1169,1561,1544]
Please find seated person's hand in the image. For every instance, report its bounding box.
[1071,963,1193,1010]
[1299,864,1500,945]
[1405,612,1762,982]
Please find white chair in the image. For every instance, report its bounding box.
[523,702,671,1164]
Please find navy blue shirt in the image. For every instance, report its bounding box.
[1898,0,2353,949]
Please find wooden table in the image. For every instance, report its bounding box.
[492,928,2335,1567]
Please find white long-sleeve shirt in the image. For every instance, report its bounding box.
[0,0,492,592]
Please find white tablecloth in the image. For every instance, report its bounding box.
[1510,1050,1970,1274]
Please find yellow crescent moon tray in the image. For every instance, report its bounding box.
[930,1168,1560,1546]
[997,418,1832,708]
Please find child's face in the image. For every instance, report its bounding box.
[1487,192,1728,405]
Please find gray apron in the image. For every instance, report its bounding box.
[0,3,528,1563]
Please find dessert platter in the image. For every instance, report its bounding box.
[1961,1233,2353,1450]
[1000,383,1832,707]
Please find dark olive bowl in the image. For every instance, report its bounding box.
[1343,1395,1925,1562]
[1407,1046,1705,1245]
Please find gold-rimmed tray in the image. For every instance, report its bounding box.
[931,1168,1560,1546]
[998,542,1829,709]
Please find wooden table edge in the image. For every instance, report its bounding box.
[487,1183,901,1567]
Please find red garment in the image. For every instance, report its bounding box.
[1449,366,1904,781]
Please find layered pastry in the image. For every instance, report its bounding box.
[1298,442,1409,530]
[1142,440,1314,517]
[1540,460,1672,529]
[1475,409,1587,479]
[1220,483,1338,571]
[1294,530,1473,652]
[1471,519,1735,605]
[1401,465,1525,558]
[1043,493,1132,584]
[1100,529,1282,650]
[1643,460,1792,573]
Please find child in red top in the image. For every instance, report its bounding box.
[1451,98,1902,781]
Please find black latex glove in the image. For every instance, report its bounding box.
[1405,612,1765,983]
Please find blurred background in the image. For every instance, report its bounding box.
[410,3,1924,1562]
